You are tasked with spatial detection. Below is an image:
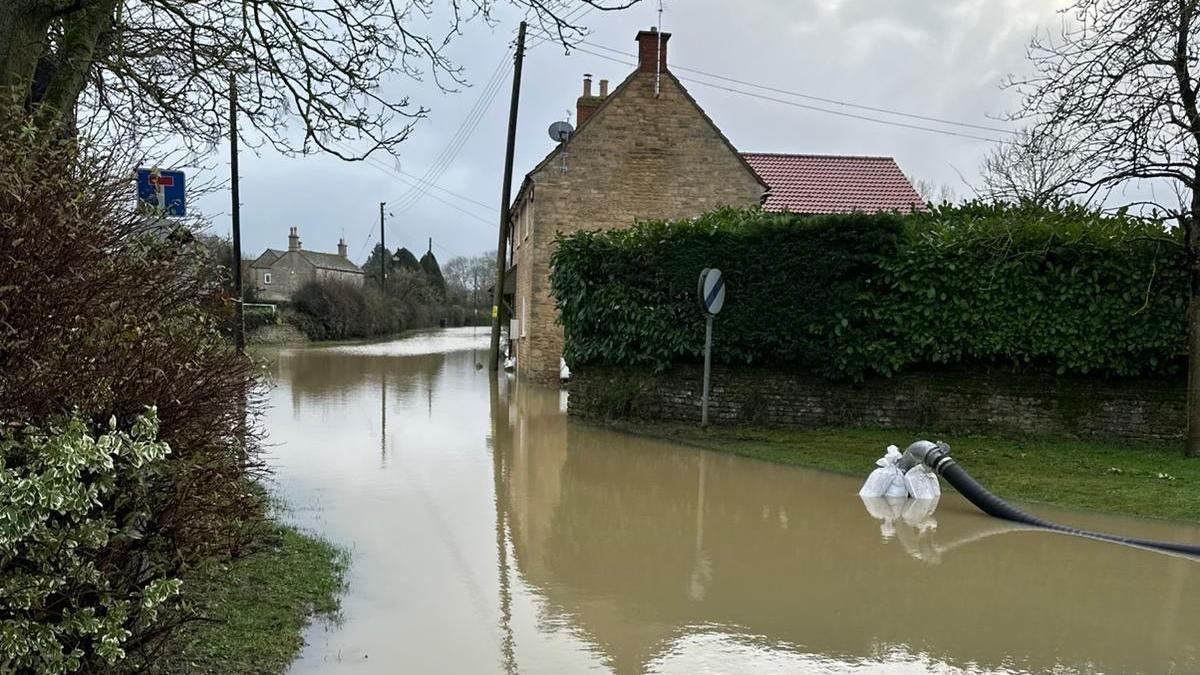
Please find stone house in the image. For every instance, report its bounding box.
[250,227,364,302]
[508,28,924,383]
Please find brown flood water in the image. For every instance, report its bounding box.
[262,327,1200,675]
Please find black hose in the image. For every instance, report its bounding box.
[932,455,1200,557]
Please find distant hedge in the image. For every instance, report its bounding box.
[550,203,1186,380]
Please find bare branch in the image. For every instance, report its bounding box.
[3,0,643,154]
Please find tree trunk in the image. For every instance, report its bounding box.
[34,0,118,130]
[1187,210,1200,456]
[0,1,51,98]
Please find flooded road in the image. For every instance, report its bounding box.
[263,328,1200,674]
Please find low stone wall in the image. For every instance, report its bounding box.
[247,322,307,345]
[568,365,1184,440]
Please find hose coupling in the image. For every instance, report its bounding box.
[923,441,954,474]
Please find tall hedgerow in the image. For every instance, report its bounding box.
[874,201,1185,376]
[550,203,1185,379]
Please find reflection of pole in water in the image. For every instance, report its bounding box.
[696,453,706,552]
[473,270,480,369]
[689,452,712,601]
[490,371,517,673]
[380,370,388,468]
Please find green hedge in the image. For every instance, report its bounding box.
[550,203,1186,380]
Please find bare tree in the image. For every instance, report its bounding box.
[978,128,1080,205]
[911,178,957,205]
[444,252,496,302]
[0,0,640,153]
[1011,0,1200,454]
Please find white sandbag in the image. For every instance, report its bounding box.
[904,464,941,501]
[858,445,908,498]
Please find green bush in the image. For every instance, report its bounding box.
[0,104,266,670]
[550,203,1185,379]
[289,280,401,341]
[242,306,277,331]
[0,410,181,674]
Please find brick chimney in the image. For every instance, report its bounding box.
[337,237,348,258]
[288,226,301,252]
[636,27,670,74]
[576,73,605,126]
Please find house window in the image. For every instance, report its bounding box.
[524,195,534,240]
[521,297,528,337]
[264,272,272,285]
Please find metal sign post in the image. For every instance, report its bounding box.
[698,268,726,427]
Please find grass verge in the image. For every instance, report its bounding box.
[607,421,1200,524]
[156,525,348,674]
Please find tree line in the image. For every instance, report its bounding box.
[287,244,495,341]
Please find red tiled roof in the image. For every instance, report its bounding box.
[741,153,926,215]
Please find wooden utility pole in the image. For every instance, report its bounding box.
[229,74,244,354]
[379,201,386,291]
[489,21,527,371]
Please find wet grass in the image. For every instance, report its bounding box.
[609,422,1200,524]
[156,525,348,674]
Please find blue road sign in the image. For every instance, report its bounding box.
[136,168,186,216]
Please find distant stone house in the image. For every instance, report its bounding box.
[250,227,364,302]
[507,28,924,383]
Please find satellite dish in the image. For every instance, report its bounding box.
[548,121,573,143]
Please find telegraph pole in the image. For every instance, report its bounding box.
[379,201,386,291]
[229,73,244,354]
[489,21,526,371]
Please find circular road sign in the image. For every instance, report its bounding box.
[698,268,726,315]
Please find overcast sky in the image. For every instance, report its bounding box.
[193,0,1071,264]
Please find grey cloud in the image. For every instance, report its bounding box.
[194,0,1066,264]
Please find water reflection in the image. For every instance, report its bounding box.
[265,329,1200,675]
[494,379,1200,675]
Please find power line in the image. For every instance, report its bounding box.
[332,139,494,220]
[577,39,1017,136]
[525,3,597,51]
[391,3,596,213]
[345,154,490,265]
[387,6,596,217]
[361,152,495,226]
[373,152,497,212]
[387,163,495,212]
[354,219,377,262]
[366,158,494,224]
[390,52,514,214]
[352,9,595,260]
[431,240,466,260]
[570,46,1010,144]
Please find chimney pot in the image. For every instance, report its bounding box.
[288,227,301,252]
[599,79,609,97]
[635,28,671,74]
[576,73,603,126]
[337,237,348,258]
